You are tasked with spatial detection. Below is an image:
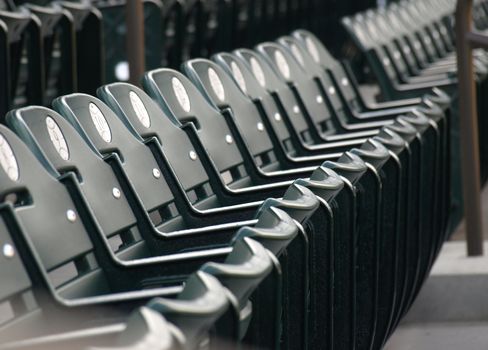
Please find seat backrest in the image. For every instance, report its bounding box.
[360,13,411,79]
[6,106,139,245]
[182,58,279,170]
[354,14,405,82]
[213,51,295,154]
[25,4,75,105]
[343,14,401,84]
[52,93,181,231]
[234,47,288,92]
[0,9,42,116]
[385,5,427,64]
[0,216,38,338]
[234,48,313,144]
[143,68,252,188]
[392,3,438,60]
[0,125,108,297]
[98,82,220,207]
[380,9,429,67]
[292,30,362,109]
[371,9,419,71]
[256,42,335,138]
[277,35,345,114]
[341,15,376,51]
[58,2,104,95]
[405,1,446,56]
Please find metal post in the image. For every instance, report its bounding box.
[126,0,145,86]
[455,0,484,256]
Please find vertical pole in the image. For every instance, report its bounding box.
[455,0,484,256]
[126,0,145,87]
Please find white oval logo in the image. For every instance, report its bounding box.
[250,57,266,87]
[0,135,19,181]
[89,103,112,143]
[46,116,69,161]
[230,61,247,94]
[208,67,225,102]
[172,77,191,113]
[274,50,290,79]
[305,38,320,63]
[129,92,151,128]
[291,44,304,67]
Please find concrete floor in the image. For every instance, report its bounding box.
[385,322,488,350]
[385,186,488,349]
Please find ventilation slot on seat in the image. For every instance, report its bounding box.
[48,253,99,288]
[186,182,214,204]
[0,290,39,327]
[300,130,313,144]
[336,109,348,122]
[350,98,361,111]
[221,170,234,185]
[282,138,296,155]
[108,226,143,253]
[148,202,180,227]
[0,300,15,326]
[220,164,248,186]
[255,150,278,168]
[319,120,329,132]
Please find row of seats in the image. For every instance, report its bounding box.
[0,0,331,118]
[2,0,478,348]
[0,1,104,117]
[343,0,467,100]
[342,0,488,229]
[0,17,451,349]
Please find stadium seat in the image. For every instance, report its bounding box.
[0,0,470,348]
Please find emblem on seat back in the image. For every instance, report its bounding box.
[208,67,226,102]
[46,116,70,161]
[231,61,247,94]
[305,37,320,63]
[172,77,191,113]
[89,103,112,143]
[0,134,19,181]
[274,50,290,79]
[129,92,151,128]
[250,57,266,87]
